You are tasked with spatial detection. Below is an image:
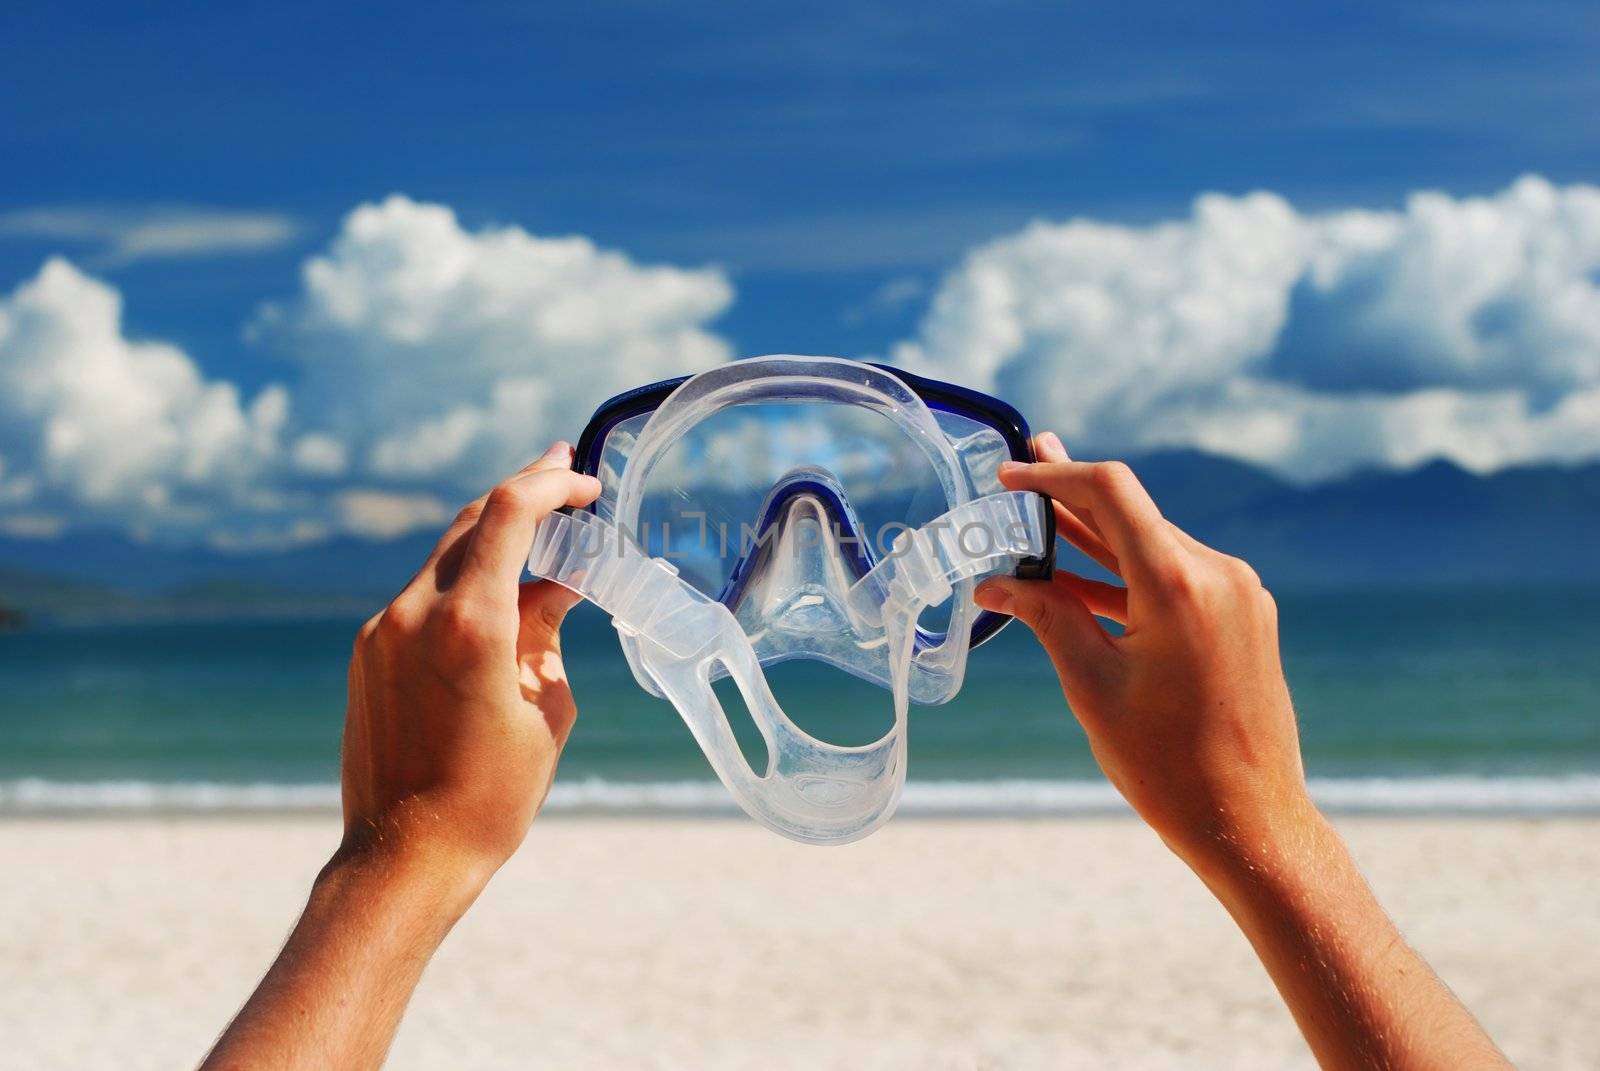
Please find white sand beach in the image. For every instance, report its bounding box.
[2,815,1595,1069]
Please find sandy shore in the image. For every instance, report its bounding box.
[2,815,1595,1069]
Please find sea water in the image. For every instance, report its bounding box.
[1,588,1597,814]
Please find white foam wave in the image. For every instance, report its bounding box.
[4,775,1600,816]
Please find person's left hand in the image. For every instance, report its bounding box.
[339,442,601,888]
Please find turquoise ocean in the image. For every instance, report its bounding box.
[3,588,1598,814]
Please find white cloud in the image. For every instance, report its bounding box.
[1278,177,1600,396]
[894,175,1600,480]
[0,514,66,540]
[252,195,734,488]
[290,432,348,477]
[204,518,331,553]
[334,489,449,540]
[842,275,927,325]
[1149,379,1600,482]
[7,181,1600,548]
[0,258,291,532]
[0,248,454,547]
[0,199,737,545]
[0,206,300,266]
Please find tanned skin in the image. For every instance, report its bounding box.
[203,434,1510,1070]
[974,432,1510,1071]
[203,441,600,1069]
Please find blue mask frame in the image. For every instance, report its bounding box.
[570,361,1055,650]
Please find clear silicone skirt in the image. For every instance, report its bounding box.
[526,357,1054,844]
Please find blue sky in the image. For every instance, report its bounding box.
[7,1,1598,363]
[2,1,1599,545]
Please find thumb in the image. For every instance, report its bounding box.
[518,579,584,644]
[975,575,1116,685]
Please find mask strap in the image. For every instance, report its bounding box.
[526,491,1049,844]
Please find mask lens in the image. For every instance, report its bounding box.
[625,400,953,602]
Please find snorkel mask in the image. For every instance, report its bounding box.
[526,356,1054,844]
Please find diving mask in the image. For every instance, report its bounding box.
[526,356,1054,844]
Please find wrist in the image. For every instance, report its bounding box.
[1173,788,1331,894]
[323,829,497,932]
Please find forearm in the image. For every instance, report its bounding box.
[1190,802,1508,1070]
[202,843,489,1070]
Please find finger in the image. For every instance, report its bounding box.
[1026,432,1122,577]
[1165,518,1223,560]
[1031,430,1069,464]
[1064,502,1110,545]
[410,443,577,595]
[456,468,602,601]
[975,575,1118,685]
[1031,436,1198,567]
[524,440,579,476]
[1030,433,1109,539]
[1054,571,1128,624]
[518,581,583,744]
[1053,500,1121,577]
[1032,430,1197,577]
[997,459,1179,587]
[518,577,584,644]
[411,495,488,597]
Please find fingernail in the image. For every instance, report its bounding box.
[540,441,572,462]
[998,460,1029,477]
[974,581,1014,614]
[1039,431,1064,455]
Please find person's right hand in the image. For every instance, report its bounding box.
[340,442,601,887]
[975,432,1311,875]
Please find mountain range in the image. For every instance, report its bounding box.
[2,451,1596,623]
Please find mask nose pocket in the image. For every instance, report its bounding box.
[738,496,862,637]
[720,466,875,635]
[526,487,1051,844]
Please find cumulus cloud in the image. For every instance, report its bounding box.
[0,206,300,266]
[841,275,928,325]
[7,180,1600,547]
[0,514,66,540]
[0,258,291,534]
[334,489,450,540]
[894,175,1600,480]
[0,199,735,544]
[252,195,734,488]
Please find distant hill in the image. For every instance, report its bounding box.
[0,531,435,598]
[0,565,381,626]
[1124,452,1600,588]
[1,452,1597,622]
